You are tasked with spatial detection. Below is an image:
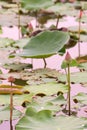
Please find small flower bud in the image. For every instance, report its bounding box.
[65,52,72,61]
[8,76,15,83]
[79,9,83,19]
[28,23,33,32]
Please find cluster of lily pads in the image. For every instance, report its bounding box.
[0,0,87,130]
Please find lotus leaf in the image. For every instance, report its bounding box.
[19,31,70,58]
[47,3,79,16]
[26,94,66,112]
[21,0,54,10]
[78,62,87,71]
[13,38,30,49]
[58,71,87,84]
[0,105,22,121]
[0,93,33,106]
[0,38,15,48]
[3,63,32,72]
[24,82,68,95]
[68,25,87,34]
[0,14,32,26]
[16,107,87,130]
[73,92,87,105]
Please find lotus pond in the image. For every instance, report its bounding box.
[0,0,87,130]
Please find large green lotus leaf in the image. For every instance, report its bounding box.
[21,0,53,10]
[73,92,87,105]
[0,105,22,121]
[16,108,87,130]
[24,82,68,95]
[0,93,33,106]
[58,71,87,84]
[19,31,70,58]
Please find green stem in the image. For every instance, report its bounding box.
[67,64,71,116]
[10,82,13,130]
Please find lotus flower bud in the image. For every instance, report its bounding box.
[28,23,33,32]
[65,52,72,62]
[8,76,15,83]
[79,9,83,19]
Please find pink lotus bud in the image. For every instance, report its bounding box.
[8,76,15,83]
[65,52,72,61]
[28,23,33,32]
[79,9,83,19]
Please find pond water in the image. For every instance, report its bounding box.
[0,15,87,130]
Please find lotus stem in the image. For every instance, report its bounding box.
[8,76,15,130]
[56,15,60,28]
[10,82,13,130]
[43,58,47,68]
[78,9,83,58]
[17,2,21,39]
[67,63,71,116]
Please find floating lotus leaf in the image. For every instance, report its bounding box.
[16,107,87,130]
[24,82,68,95]
[19,31,70,58]
[81,1,87,10]
[0,38,15,48]
[68,25,87,34]
[0,105,22,121]
[58,71,87,84]
[21,0,54,10]
[13,38,30,49]
[14,78,28,86]
[13,93,34,106]
[73,92,87,105]
[26,94,66,112]
[0,14,32,26]
[0,93,33,106]
[77,34,87,42]
[47,3,79,16]
[78,62,87,71]
[3,62,32,72]
[19,68,59,85]
[26,97,62,112]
